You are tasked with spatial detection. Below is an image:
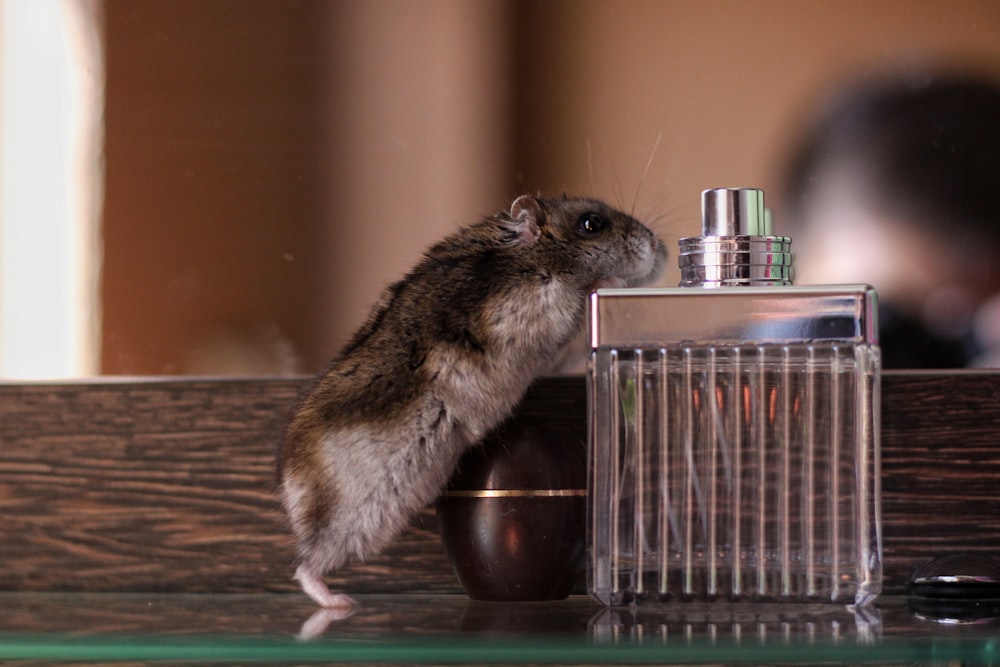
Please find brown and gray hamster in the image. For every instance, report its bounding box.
[278,194,666,607]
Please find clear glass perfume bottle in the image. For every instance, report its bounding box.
[588,188,881,607]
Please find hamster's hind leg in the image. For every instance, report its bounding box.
[294,564,357,608]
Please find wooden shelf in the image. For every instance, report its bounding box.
[2,373,1000,595]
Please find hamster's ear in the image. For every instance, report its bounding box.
[504,194,544,245]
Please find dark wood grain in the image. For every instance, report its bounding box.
[1,378,299,593]
[0,377,585,595]
[880,371,1000,591]
[1,373,998,595]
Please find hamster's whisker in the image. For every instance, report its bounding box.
[587,139,595,195]
[611,170,626,213]
[631,131,663,218]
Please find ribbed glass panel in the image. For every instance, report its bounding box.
[588,343,881,606]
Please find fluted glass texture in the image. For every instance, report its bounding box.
[588,343,881,606]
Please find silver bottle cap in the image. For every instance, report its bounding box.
[679,187,792,287]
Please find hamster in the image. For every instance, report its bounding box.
[278,194,666,607]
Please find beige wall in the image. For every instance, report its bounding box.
[102,0,511,375]
[102,0,332,374]
[99,0,1000,376]
[316,0,512,368]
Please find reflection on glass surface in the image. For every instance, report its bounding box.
[590,601,883,647]
[1,594,998,664]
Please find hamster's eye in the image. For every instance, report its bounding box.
[577,212,608,235]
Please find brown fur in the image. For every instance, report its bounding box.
[278,194,666,607]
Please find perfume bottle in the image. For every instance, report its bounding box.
[587,188,881,606]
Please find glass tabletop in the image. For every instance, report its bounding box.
[1,593,997,664]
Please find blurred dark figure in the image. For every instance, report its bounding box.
[780,70,1000,368]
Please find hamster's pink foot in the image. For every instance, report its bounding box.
[294,565,357,608]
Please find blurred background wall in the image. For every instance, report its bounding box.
[4,0,1000,376]
[101,0,513,375]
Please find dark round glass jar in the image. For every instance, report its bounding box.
[436,418,586,601]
